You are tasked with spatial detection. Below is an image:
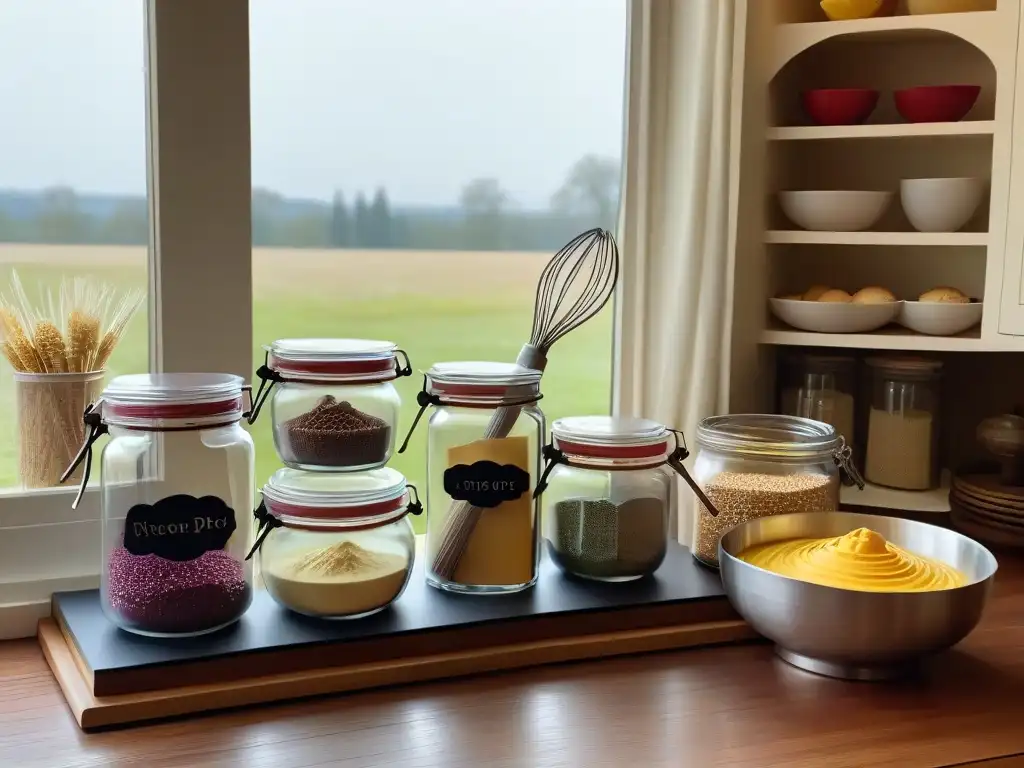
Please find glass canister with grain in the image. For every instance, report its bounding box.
[691,414,853,568]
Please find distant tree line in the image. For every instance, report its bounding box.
[0,155,620,252]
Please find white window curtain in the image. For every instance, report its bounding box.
[615,0,738,546]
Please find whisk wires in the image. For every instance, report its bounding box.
[530,228,619,352]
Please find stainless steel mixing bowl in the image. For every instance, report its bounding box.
[719,511,998,680]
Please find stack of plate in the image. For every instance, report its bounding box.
[950,472,1024,548]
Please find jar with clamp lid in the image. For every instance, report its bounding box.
[535,416,677,581]
[691,414,862,568]
[250,467,420,619]
[864,357,942,491]
[779,352,857,454]
[399,361,544,594]
[63,373,255,637]
[249,338,412,472]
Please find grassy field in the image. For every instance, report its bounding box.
[0,244,613,498]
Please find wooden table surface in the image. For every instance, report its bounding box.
[3,561,1024,768]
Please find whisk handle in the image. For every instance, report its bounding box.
[516,344,548,373]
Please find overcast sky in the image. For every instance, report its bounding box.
[0,1,627,208]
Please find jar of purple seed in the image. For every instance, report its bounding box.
[65,373,256,637]
[249,339,412,472]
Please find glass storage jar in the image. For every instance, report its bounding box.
[864,357,942,491]
[538,416,673,581]
[250,338,411,472]
[64,373,255,637]
[403,361,544,595]
[691,414,844,568]
[779,352,857,453]
[251,467,419,619]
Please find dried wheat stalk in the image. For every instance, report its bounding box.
[0,270,143,374]
[0,270,144,487]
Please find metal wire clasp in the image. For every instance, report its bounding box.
[60,400,108,510]
[665,428,721,518]
[833,436,865,489]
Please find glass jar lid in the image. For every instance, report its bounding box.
[552,416,671,460]
[261,466,410,528]
[867,356,943,379]
[696,414,839,460]
[426,361,541,405]
[101,373,246,425]
[267,338,401,383]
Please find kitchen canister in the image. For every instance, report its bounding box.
[691,414,863,568]
[864,357,943,491]
[399,361,544,594]
[248,467,420,619]
[62,373,256,637]
[248,338,412,472]
[534,416,674,581]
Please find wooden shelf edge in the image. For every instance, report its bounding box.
[38,617,756,730]
[758,328,1016,351]
[769,121,996,141]
[765,231,989,246]
[773,11,1002,75]
[841,473,952,514]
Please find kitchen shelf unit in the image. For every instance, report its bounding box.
[726,1,1024,513]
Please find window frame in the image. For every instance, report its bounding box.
[0,0,253,638]
[0,0,637,640]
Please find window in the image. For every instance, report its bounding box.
[0,0,629,636]
[0,1,149,491]
[248,0,629,507]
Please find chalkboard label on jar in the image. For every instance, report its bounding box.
[444,461,531,509]
[123,495,237,562]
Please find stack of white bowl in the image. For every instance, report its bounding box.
[778,177,986,234]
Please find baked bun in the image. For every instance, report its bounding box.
[852,286,897,304]
[817,289,853,303]
[919,286,969,304]
[802,285,830,301]
[778,293,803,301]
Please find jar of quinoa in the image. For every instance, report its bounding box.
[691,414,859,568]
[249,339,412,472]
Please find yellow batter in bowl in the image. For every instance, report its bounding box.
[738,527,966,592]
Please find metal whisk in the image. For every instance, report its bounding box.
[432,228,620,582]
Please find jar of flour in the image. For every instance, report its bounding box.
[864,358,943,491]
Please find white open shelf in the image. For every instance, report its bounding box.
[758,326,1018,352]
[772,11,1001,75]
[723,1,1024,513]
[840,472,951,514]
[765,231,988,246]
[769,121,996,142]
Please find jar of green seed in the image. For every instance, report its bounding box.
[691,415,845,568]
[538,416,674,582]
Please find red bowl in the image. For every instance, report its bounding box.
[802,89,879,126]
[894,85,981,123]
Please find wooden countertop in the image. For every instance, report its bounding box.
[3,561,1024,768]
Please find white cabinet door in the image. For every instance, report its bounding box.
[1000,7,1024,335]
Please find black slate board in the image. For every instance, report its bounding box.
[54,543,728,694]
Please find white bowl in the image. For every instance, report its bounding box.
[779,191,892,232]
[900,177,985,233]
[899,301,983,335]
[770,298,901,333]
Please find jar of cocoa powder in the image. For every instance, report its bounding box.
[249,339,412,472]
[63,373,256,637]
[250,467,420,620]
